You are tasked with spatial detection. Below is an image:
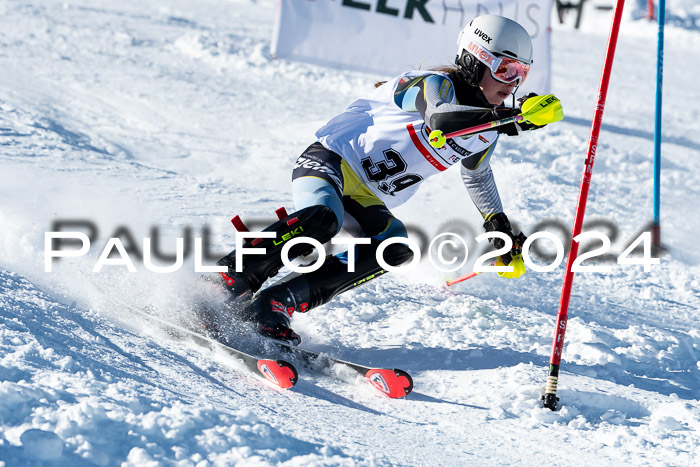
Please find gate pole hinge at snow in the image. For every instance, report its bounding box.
[541,365,560,411]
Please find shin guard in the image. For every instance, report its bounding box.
[246,239,414,326]
[217,205,338,297]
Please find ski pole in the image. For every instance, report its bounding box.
[542,0,627,412]
[446,271,481,286]
[429,94,564,148]
[446,255,526,286]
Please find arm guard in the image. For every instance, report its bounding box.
[396,74,500,134]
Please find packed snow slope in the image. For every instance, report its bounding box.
[1,0,699,465]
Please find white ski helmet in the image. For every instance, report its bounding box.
[456,15,533,85]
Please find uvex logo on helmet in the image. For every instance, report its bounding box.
[473,28,492,43]
[474,28,491,44]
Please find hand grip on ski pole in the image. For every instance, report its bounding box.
[520,94,564,125]
[429,94,564,148]
[494,254,526,279]
[446,254,526,286]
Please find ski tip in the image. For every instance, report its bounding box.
[256,359,299,389]
[365,368,414,398]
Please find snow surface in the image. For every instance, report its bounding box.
[1,0,699,465]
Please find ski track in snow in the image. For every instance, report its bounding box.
[1,0,699,465]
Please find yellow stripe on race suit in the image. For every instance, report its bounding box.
[340,160,385,208]
[340,160,393,236]
[439,79,452,101]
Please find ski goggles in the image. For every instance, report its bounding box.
[467,41,531,84]
[491,57,530,84]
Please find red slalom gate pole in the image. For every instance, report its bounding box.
[542,0,627,411]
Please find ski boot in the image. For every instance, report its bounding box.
[241,272,310,346]
[243,238,414,346]
[215,205,338,304]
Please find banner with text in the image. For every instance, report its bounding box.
[272,0,554,97]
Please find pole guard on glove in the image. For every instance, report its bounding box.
[429,94,564,148]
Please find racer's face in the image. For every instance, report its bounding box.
[479,71,518,106]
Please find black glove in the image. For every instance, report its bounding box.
[483,212,527,265]
[497,92,546,136]
[491,106,520,121]
[517,92,539,108]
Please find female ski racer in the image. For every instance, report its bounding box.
[216,15,549,345]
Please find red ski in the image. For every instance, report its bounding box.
[133,308,299,390]
[364,368,413,399]
[275,343,413,398]
[255,359,298,389]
